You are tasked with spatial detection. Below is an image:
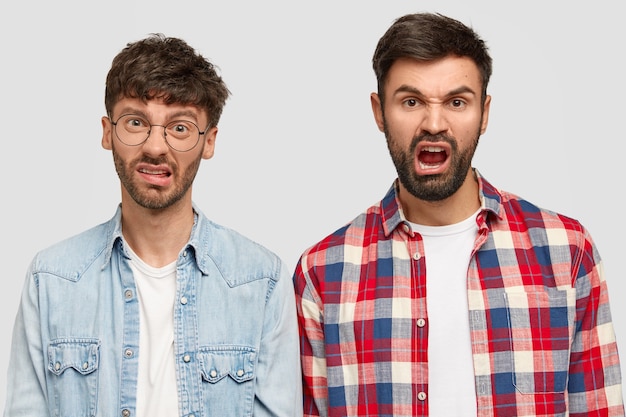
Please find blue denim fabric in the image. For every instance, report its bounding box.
[4,205,302,417]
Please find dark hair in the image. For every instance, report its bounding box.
[373,13,492,104]
[105,33,230,128]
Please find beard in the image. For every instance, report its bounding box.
[111,142,202,210]
[385,123,481,202]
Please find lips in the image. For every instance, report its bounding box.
[136,163,172,187]
[138,167,170,177]
[415,143,450,174]
[418,145,447,168]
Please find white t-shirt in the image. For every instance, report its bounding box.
[126,244,179,417]
[410,210,479,417]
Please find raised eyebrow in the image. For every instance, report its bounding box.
[116,108,149,120]
[168,110,200,122]
[114,107,199,122]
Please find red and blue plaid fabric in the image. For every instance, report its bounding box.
[294,171,624,417]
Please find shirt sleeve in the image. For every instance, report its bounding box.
[568,229,625,416]
[4,264,50,416]
[253,260,303,417]
[294,255,328,417]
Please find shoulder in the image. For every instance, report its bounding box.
[486,188,592,261]
[479,172,586,236]
[194,213,286,285]
[298,201,382,269]
[497,189,585,234]
[30,220,113,282]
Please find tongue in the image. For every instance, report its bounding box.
[419,150,446,164]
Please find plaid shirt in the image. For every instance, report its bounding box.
[294,171,624,417]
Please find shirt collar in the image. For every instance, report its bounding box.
[380,168,503,237]
[101,203,211,275]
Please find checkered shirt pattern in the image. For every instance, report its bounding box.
[293,171,624,417]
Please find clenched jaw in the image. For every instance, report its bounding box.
[136,163,173,187]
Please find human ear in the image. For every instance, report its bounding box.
[201,126,218,160]
[480,95,491,134]
[370,93,385,132]
[101,116,113,150]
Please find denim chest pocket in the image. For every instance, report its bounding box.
[47,338,100,417]
[199,346,256,415]
[504,289,576,394]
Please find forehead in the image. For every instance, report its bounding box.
[385,56,483,98]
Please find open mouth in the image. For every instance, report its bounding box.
[417,145,448,170]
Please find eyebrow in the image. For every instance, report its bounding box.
[393,84,477,99]
[115,107,200,122]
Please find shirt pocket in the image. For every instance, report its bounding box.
[504,288,576,394]
[47,338,100,417]
[198,346,256,415]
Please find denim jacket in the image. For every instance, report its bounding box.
[4,205,303,417]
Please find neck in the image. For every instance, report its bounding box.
[398,170,480,226]
[120,197,195,268]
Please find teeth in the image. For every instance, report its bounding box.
[140,169,166,175]
[423,146,445,152]
[418,162,441,169]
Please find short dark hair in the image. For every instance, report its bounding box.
[105,33,230,128]
[373,13,492,104]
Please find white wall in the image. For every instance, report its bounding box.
[1,0,624,407]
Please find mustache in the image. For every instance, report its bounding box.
[411,133,457,152]
[414,133,454,144]
[134,156,170,165]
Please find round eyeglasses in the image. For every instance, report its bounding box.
[111,114,209,152]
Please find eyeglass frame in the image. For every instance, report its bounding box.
[109,113,212,152]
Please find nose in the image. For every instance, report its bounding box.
[420,104,448,135]
[143,125,170,155]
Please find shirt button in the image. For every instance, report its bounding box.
[121,409,131,417]
[236,369,244,377]
[210,370,218,378]
[417,391,427,401]
[124,289,133,300]
[54,362,61,371]
[124,349,134,358]
[412,252,420,260]
[183,250,188,257]
[183,354,191,363]
[416,318,426,328]
[403,224,410,233]
[82,362,89,370]
[180,296,188,305]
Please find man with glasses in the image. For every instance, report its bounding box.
[4,34,302,417]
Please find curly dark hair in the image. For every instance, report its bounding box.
[105,33,230,128]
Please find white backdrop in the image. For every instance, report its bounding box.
[1,0,624,407]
